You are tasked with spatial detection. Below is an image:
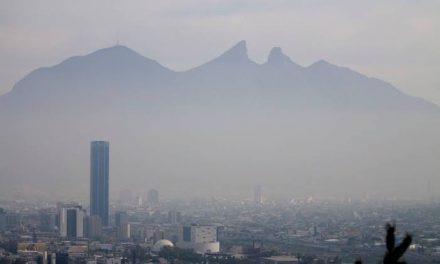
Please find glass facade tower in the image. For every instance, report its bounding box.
[90,141,109,226]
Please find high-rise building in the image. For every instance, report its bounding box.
[147,189,159,205]
[115,211,130,239]
[177,224,220,254]
[84,215,102,239]
[0,208,6,231]
[254,185,264,204]
[168,210,182,224]
[90,141,109,226]
[115,211,128,227]
[59,206,85,239]
[136,196,143,207]
[39,210,58,232]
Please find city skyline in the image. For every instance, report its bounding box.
[1,1,438,263]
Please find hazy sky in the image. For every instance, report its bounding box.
[1,0,439,104]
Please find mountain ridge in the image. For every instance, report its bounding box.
[2,41,438,114]
[0,41,439,200]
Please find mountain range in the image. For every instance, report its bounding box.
[0,41,439,201]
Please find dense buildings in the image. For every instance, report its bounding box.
[59,206,85,239]
[168,210,182,224]
[90,141,110,226]
[0,148,438,264]
[84,215,102,238]
[115,211,130,239]
[177,224,220,254]
[2,197,440,264]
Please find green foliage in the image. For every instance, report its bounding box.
[159,246,203,263]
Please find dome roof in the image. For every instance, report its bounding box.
[152,239,174,252]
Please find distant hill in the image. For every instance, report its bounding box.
[0,41,439,201]
[1,41,438,114]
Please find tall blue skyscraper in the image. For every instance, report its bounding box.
[90,141,109,226]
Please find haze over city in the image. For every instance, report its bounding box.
[1,1,440,202]
[2,2,440,264]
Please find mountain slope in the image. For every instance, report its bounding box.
[0,45,176,116]
[1,41,438,114]
[0,41,439,201]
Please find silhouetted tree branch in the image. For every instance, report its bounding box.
[354,223,412,264]
[383,223,412,264]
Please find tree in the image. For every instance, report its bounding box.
[383,223,412,264]
[354,223,412,264]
